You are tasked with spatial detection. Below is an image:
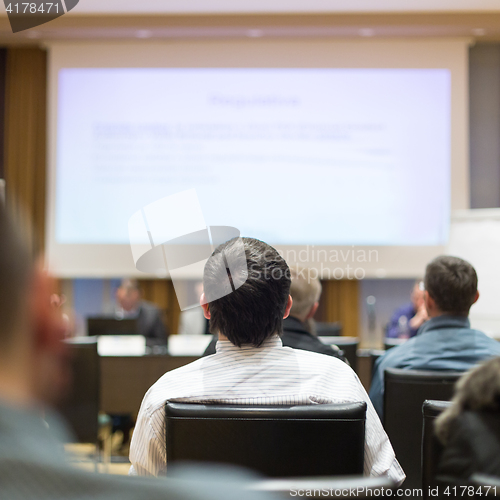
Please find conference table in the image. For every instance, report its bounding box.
[100,355,199,417]
[103,332,496,417]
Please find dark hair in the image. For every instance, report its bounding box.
[424,255,478,316]
[0,205,33,348]
[436,357,500,444]
[203,237,291,347]
[119,278,140,291]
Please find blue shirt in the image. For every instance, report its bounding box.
[385,303,419,339]
[370,315,500,419]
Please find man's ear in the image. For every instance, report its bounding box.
[200,293,210,319]
[424,290,435,315]
[472,290,480,305]
[283,295,293,319]
[306,301,319,320]
[28,264,71,405]
[30,264,66,350]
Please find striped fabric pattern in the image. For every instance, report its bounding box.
[129,336,405,484]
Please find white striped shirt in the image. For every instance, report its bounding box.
[129,336,405,484]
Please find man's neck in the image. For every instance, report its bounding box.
[0,370,35,409]
[427,311,467,319]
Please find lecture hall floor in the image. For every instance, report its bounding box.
[66,443,131,476]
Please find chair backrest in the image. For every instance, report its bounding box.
[166,402,367,477]
[319,336,359,372]
[56,339,100,444]
[384,369,462,490]
[369,349,386,377]
[250,475,396,498]
[422,400,452,500]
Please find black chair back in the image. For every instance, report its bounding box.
[166,402,366,477]
[57,339,100,444]
[384,369,462,490]
[422,400,452,499]
[369,349,386,377]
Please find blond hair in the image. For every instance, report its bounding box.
[289,268,322,320]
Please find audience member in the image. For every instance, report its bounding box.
[435,356,500,482]
[130,237,405,484]
[386,280,428,339]
[0,205,276,500]
[202,267,346,361]
[116,278,168,344]
[178,282,210,335]
[370,256,500,419]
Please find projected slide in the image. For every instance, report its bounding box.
[55,68,450,245]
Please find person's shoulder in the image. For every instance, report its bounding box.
[282,331,331,353]
[143,357,207,403]
[286,344,353,372]
[140,300,160,312]
[378,336,417,367]
[472,329,500,347]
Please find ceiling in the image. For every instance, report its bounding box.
[2,2,500,44]
[2,0,500,15]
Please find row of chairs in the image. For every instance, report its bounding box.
[166,398,497,499]
[58,338,471,491]
[164,369,465,490]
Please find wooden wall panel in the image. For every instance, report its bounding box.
[317,279,360,338]
[4,47,47,253]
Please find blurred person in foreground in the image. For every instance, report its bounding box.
[370,256,500,420]
[385,280,428,339]
[202,267,346,361]
[435,356,500,483]
[0,205,278,500]
[130,237,405,484]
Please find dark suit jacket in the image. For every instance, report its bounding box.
[202,316,346,362]
[137,301,168,345]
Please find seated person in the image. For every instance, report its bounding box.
[116,278,168,344]
[202,267,346,362]
[0,206,275,500]
[129,237,405,483]
[386,280,428,339]
[178,282,210,335]
[435,356,500,482]
[370,256,500,420]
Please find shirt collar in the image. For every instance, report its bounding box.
[215,335,283,353]
[418,315,471,335]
